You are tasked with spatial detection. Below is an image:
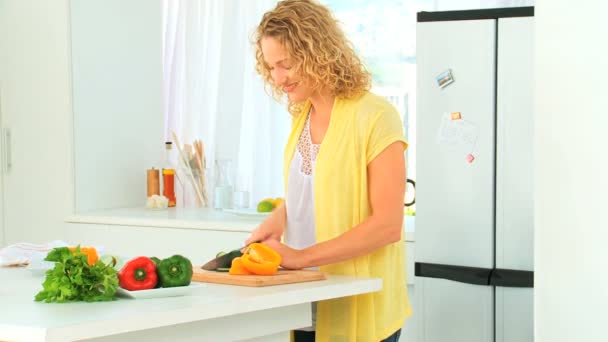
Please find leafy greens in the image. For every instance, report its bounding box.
[34,247,118,303]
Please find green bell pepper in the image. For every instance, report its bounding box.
[150,256,162,288]
[157,255,193,287]
[150,256,161,266]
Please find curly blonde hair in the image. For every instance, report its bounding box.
[254,0,371,115]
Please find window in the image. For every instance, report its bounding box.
[321,0,435,208]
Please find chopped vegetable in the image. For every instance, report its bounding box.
[118,256,158,291]
[232,243,282,275]
[34,247,118,303]
[157,255,193,287]
[228,257,253,275]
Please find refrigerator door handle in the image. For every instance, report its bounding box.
[415,262,492,286]
[415,262,534,288]
[489,268,534,288]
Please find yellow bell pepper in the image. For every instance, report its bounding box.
[232,243,282,275]
[228,257,253,275]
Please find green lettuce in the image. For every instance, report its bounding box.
[34,247,118,303]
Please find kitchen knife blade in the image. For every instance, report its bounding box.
[201,249,243,271]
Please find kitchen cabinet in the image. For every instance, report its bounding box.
[70,0,163,213]
[0,0,74,245]
[0,0,164,246]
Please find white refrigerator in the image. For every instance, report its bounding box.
[415,7,534,342]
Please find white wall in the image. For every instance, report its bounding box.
[71,0,163,212]
[0,0,74,244]
[535,1,608,341]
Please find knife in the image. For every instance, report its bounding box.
[201,241,262,271]
[201,249,243,271]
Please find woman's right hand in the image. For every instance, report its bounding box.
[245,203,286,245]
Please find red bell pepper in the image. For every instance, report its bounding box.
[118,256,158,291]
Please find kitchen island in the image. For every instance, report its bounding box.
[0,267,381,342]
[60,207,417,340]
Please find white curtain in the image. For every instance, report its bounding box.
[233,1,291,207]
[162,0,288,208]
[163,0,220,158]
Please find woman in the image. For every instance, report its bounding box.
[246,0,411,341]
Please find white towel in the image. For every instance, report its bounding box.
[0,240,69,267]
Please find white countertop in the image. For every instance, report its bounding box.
[66,207,415,241]
[66,207,261,233]
[0,267,381,342]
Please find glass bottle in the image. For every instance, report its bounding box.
[214,159,234,209]
[161,141,176,207]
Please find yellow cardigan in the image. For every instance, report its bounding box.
[284,92,412,342]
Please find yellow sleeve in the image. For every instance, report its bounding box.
[366,107,408,164]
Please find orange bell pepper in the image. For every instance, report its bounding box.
[228,257,253,275]
[239,243,282,275]
[69,246,99,266]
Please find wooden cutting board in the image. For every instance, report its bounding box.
[192,267,326,287]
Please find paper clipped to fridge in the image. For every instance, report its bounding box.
[436,112,479,157]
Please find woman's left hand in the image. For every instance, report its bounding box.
[263,240,307,270]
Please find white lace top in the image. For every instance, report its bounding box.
[285,111,319,249]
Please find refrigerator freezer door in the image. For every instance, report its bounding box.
[419,277,494,342]
[495,17,535,342]
[416,19,496,269]
[496,288,534,342]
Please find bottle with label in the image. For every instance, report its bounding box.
[161,141,177,207]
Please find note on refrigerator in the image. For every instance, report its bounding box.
[436,112,479,157]
[437,112,461,146]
